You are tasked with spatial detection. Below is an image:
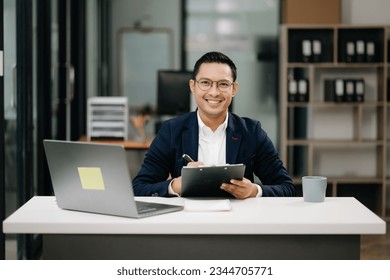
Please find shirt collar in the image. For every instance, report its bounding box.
[197,111,228,134]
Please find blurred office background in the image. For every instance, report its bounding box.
[1,0,390,259]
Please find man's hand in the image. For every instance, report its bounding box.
[171,176,182,194]
[220,177,258,199]
[172,161,204,194]
[187,161,204,167]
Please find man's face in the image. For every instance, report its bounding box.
[189,62,238,120]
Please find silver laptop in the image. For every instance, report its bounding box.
[43,139,183,218]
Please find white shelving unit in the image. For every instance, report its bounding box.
[87,96,129,140]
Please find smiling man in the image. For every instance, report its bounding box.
[132,51,295,198]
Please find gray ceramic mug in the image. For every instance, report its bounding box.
[302,176,327,202]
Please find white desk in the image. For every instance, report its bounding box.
[3,196,386,260]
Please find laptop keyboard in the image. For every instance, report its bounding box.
[137,206,157,213]
[135,200,182,216]
[135,201,161,213]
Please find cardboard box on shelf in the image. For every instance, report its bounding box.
[282,0,341,24]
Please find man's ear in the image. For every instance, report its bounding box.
[189,79,195,94]
[232,82,238,97]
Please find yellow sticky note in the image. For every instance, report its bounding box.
[78,167,105,190]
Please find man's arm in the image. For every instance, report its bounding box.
[252,122,296,197]
[132,124,174,196]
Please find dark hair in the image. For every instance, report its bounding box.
[192,51,237,82]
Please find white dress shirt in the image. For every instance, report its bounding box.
[197,112,227,165]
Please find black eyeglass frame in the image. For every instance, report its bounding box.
[195,78,235,92]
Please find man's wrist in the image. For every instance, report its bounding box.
[168,179,180,197]
[254,184,263,197]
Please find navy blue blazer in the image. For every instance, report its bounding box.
[132,111,296,197]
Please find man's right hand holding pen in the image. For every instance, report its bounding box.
[170,154,203,195]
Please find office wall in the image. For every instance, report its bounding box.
[342,0,390,24]
[107,0,181,139]
[110,0,182,97]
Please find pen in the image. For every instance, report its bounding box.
[182,154,194,163]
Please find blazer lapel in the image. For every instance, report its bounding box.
[226,114,241,164]
[182,112,199,161]
[181,112,241,163]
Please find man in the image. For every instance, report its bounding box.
[133,51,295,198]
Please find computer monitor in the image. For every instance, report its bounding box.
[157,70,192,116]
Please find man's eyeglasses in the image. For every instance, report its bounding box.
[195,78,234,92]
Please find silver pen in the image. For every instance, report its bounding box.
[182,154,194,163]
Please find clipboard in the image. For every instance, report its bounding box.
[181,164,246,197]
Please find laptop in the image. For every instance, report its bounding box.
[43,139,183,218]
